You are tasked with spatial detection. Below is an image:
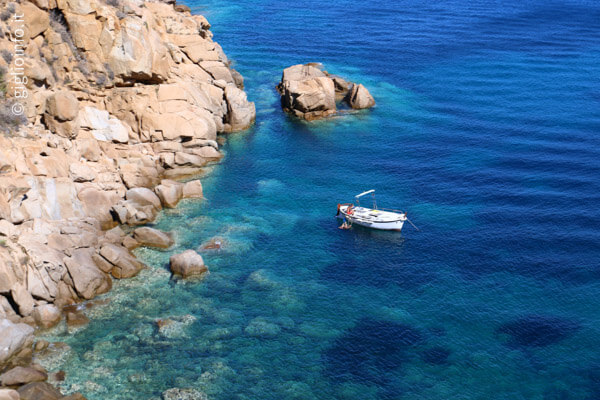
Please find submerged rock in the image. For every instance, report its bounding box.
[17,382,62,400]
[0,366,48,386]
[156,315,197,339]
[169,250,208,278]
[244,317,281,338]
[162,388,208,400]
[497,315,580,348]
[32,304,61,329]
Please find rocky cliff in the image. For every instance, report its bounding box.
[0,0,255,379]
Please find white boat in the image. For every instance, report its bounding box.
[336,190,408,231]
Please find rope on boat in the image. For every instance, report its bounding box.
[406,217,420,231]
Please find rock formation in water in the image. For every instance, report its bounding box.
[276,63,375,120]
[0,0,255,394]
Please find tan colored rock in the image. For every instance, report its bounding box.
[0,366,48,386]
[199,61,234,83]
[32,304,61,329]
[174,152,206,167]
[119,163,160,189]
[345,83,376,109]
[133,227,174,249]
[155,180,183,208]
[169,250,207,278]
[73,139,102,162]
[10,284,35,317]
[79,107,130,144]
[110,199,157,226]
[182,180,203,198]
[58,0,98,15]
[188,145,222,161]
[99,244,145,279]
[77,187,119,229]
[45,91,79,122]
[69,163,97,182]
[0,318,35,366]
[125,187,162,210]
[64,248,112,300]
[224,85,256,132]
[21,2,50,40]
[17,382,62,400]
[280,76,336,120]
[30,0,50,10]
[0,388,20,400]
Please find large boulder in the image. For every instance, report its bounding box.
[125,188,162,210]
[223,86,256,131]
[133,227,174,249]
[278,69,336,121]
[0,319,35,366]
[0,389,19,400]
[21,2,50,40]
[155,180,184,208]
[78,187,120,229]
[169,250,208,278]
[32,304,61,329]
[345,83,375,109]
[277,63,375,120]
[10,284,35,317]
[182,180,203,198]
[64,248,112,300]
[99,244,145,279]
[44,92,80,138]
[0,366,48,386]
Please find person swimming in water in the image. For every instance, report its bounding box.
[339,217,351,230]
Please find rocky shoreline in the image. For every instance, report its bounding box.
[0,0,255,397]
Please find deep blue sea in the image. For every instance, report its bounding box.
[41,0,600,399]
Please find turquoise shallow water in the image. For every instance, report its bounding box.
[40,0,600,399]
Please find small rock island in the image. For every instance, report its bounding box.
[276,63,375,121]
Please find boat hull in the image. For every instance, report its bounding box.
[338,205,406,231]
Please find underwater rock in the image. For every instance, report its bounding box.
[32,304,61,329]
[244,317,281,338]
[245,269,280,291]
[156,315,197,339]
[170,250,208,278]
[421,346,451,365]
[325,318,424,385]
[162,388,209,400]
[65,310,90,328]
[198,237,226,252]
[17,382,62,400]
[497,314,580,347]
